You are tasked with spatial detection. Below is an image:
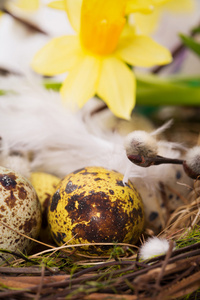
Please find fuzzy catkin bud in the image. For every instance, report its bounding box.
[183,146,200,179]
[124,130,158,157]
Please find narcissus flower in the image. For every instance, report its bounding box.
[32,0,172,119]
[49,0,155,14]
[130,0,195,35]
[5,0,40,12]
[47,0,65,10]
[14,0,39,11]
[0,0,39,23]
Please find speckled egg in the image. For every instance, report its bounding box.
[30,172,60,226]
[48,166,144,255]
[0,166,42,262]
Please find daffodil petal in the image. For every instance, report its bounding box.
[61,55,101,108]
[97,57,135,120]
[133,9,161,35]
[126,0,154,14]
[65,0,82,32]
[162,0,194,13]
[14,0,39,11]
[31,36,82,76]
[48,0,65,10]
[152,0,169,5]
[117,35,172,67]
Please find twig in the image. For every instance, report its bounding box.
[0,66,22,76]
[35,264,45,300]
[0,242,200,299]
[155,240,174,288]
[2,8,48,35]
[71,260,137,279]
[0,266,59,275]
[0,248,40,264]
[84,294,141,300]
[162,270,200,299]
[152,21,200,74]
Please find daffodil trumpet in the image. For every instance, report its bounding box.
[32,0,172,120]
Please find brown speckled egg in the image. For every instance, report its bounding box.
[0,166,42,262]
[48,166,144,255]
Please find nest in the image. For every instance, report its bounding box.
[0,191,200,300]
[0,104,200,300]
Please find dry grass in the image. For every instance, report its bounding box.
[0,185,200,299]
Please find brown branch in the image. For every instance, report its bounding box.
[71,260,137,279]
[0,243,199,299]
[162,270,200,299]
[155,240,174,288]
[2,8,48,35]
[0,266,59,275]
[35,265,45,300]
[152,21,200,74]
[0,66,22,76]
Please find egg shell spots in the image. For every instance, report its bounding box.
[48,167,144,255]
[0,166,42,262]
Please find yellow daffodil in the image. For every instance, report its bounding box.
[3,0,40,14]
[32,0,172,119]
[11,0,39,11]
[0,0,39,23]
[130,0,195,35]
[49,0,155,14]
[48,0,65,10]
[126,0,154,14]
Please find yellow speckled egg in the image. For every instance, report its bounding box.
[30,172,60,213]
[30,172,60,241]
[48,167,144,255]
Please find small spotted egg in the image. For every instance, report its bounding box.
[30,172,60,242]
[30,172,60,226]
[0,166,42,262]
[48,166,144,255]
[133,165,193,234]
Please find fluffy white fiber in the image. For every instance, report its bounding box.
[0,75,189,186]
[0,75,194,231]
[139,237,172,260]
[184,146,200,174]
[0,76,130,178]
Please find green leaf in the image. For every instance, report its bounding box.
[179,33,200,57]
[136,73,200,106]
[43,81,62,91]
[192,26,200,35]
[0,90,6,96]
[43,74,200,107]
[168,76,200,87]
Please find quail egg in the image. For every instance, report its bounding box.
[48,166,144,255]
[0,166,42,262]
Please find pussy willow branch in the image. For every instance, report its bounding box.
[152,21,200,74]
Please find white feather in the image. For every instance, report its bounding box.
[151,119,173,136]
[0,75,189,186]
[139,237,172,260]
[0,76,131,178]
[0,75,193,232]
